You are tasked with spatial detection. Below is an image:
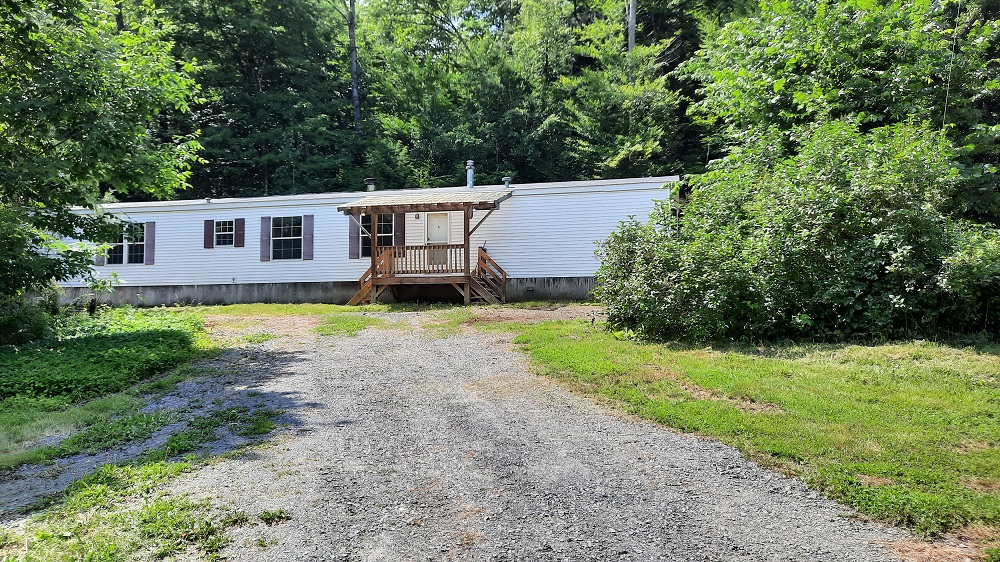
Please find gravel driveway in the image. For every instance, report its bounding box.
[173,317,906,561]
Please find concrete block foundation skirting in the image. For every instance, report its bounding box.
[59,277,596,306]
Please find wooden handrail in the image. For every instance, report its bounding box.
[476,247,507,302]
[376,244,466,275]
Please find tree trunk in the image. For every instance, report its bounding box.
[348,0,361,133]
[627,0,636,51]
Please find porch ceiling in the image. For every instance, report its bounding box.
[336,189,512,215]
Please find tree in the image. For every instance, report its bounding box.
[683,0,1000,221]
[0,0,199,300]
[158,0,369,197]
[597,121,1000,340]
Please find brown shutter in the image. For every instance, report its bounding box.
[302,214,314,260]
[234,218,245,247]
[144,222,155,265]
[348,214,360,259]
[204,219,214,249]
[260,216,271,261]
[393,213,405,246]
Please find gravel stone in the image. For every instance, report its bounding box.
[168,321,907,561]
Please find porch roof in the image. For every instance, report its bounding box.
[337,189,512,215]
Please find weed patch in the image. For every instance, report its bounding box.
[259,509,291,526]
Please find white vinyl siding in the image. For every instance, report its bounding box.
[67,177,674,287]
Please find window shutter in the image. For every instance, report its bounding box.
[144,222,155,265]
[94,251,105,266]
[260,217,271,261]
[303,214,314,260]
[394,213,405,246]
[204,219,214,249]
[234,218,245,247]
[348,214,360,259]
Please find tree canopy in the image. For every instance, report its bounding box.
[0,0,199,299]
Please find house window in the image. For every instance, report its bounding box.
[215,220,234,246]
[107,223,144,265]
[360,214,394,258]
[271,216,302,260]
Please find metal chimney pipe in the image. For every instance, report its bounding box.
[466,160,475,189]
[502,176,512,189]
[364,177,376,191]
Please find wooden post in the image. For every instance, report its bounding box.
[463,205,471,305]
[370,212,378,303]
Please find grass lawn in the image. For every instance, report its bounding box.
[480,319,1000,542]
[0,308,215,470]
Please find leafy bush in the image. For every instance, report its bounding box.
[596,120,1000,340]
[0,297,54,346]
[0,307,208,401]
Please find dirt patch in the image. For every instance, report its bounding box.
[857,474,896,487]
[641,365,784,414]
[887,537,985,562]
[964,476,1000,493]
[204,315,324,339]
[467,304,604,325]
[948,440,995,454]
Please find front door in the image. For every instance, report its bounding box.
[426,212,449,266]
[426,212,449,244]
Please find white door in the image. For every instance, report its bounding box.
[426,213,449,244]
[426,212,449,267]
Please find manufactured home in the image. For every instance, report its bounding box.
[61,175,677,306]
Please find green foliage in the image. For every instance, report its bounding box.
[597,120,1000,340]
[0,296,54,346]
[4,460,247,560]
[258,509,292,526]
[0,0,200,300]
[0,308,209,402]
[684,0,1000,221]
[495,319,1000,536]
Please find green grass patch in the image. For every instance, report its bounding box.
[486,320,1000,537]
[313,313,393,336]
[0,307,213,402]
[185,303,393,316]
[0,461,243,561]
[420,308,474,337]
[241,332,276,344]
[0,404,282,560]
[0,308,213,470]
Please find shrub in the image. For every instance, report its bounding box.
[596,120,1000,340]
[0,297,53,346]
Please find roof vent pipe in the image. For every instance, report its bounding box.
[502,176,512,189]
[466,160,475,189]
[364,178,376,192]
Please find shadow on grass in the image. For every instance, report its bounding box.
[0,344,315,522]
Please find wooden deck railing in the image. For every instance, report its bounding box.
[375,244,466,275]
[476,247,507,301]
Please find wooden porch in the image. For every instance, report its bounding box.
[346,245,507,305]
[337,189,513,305]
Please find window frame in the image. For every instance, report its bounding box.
[215,219,235,247]
[106,222,144,265]
[360,213,394,258]
[271,215,303,260]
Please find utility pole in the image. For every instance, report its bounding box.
[627,0,636,51]
[348,0,361,133]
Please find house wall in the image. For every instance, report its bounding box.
[62,176,675,304]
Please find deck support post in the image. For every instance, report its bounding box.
[463,205,471,305]
[369,213,378,303]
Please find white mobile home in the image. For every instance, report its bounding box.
[61,176,677,305]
